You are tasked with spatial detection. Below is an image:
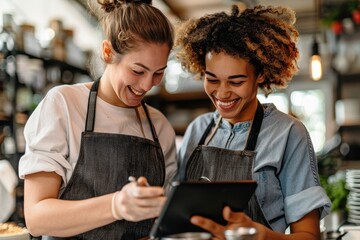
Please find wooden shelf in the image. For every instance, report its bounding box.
[340,160,360,170]
[338,73,360,83]
[339,124,360,130]
[14,50,89,75]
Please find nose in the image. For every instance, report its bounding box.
[140,76,154,92]
[216,83,231,99]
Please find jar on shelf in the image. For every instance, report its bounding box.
[49,19,66,61]
[18,23,41,57]
[64,28,86,68]
[1,13,19,52]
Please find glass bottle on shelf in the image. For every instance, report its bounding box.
[1,14,18,55]
[18,23,41,57]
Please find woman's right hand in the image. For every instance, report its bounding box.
[111,176,166,222]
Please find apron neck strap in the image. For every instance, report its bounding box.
[244,100,264,151]
[85,78,100,132]
[197,118,215,145]
[141,100,160,143]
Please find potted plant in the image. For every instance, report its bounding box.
[321,0,360,35]
[318,150,349,232]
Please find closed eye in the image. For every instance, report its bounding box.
[154,71,164,76]
[206,78,219,84]
[230,81,245,86]
[132,70,144,75]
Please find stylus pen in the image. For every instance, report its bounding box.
[128,176,150,187]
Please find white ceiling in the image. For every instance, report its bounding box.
[158,0,322,34]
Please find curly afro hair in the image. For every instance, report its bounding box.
[175,5,300,95]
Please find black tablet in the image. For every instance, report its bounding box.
[149,180,257,238]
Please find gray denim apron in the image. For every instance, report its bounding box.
[45,79,165,240]
[180,101,271,229]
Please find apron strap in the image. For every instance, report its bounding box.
[85,78,100,132]
[141,100,160,144]
[244,100,264,151]
[198,118,215,145]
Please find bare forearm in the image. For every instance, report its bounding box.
[25,193,115,237]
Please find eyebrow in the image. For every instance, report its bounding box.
[134,63,167,72]
[205,71,247,79]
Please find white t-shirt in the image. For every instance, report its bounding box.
[18,83,177,191]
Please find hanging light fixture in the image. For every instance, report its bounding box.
[310,36,322,81]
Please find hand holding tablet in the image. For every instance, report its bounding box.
[150,180,257,238]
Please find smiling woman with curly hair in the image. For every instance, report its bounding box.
[176,5,331,240]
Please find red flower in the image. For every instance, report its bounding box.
[331,21,343,35]
[353,10,360,24]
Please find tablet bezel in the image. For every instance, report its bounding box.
[149,180,257,238]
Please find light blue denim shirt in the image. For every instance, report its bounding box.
[178,103,331,232]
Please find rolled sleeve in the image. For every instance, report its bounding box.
[285,186,331,223]
[19,151,72,185]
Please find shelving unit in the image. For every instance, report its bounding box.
[0,50,91,154]
[0,12,92,159]
[0,33,91,225]
[333,39,360,160]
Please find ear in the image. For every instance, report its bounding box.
[257,73,265,84]
[102,40,112,63]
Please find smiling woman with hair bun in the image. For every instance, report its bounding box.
[19,0,176,239]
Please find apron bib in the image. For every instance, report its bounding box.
[46,79,165,240]
[181,101,271,229]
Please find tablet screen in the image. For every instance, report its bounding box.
[149,180,257,238]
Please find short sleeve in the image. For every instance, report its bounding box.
[18,88,72,184]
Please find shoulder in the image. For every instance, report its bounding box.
[45,83,89,101]
[263,103,307,133]
[259,103,312,152]
[183,112,214,141]
[29,83,89,123]
[145,104,170,124]
[145,104,176,135]
[188,112,214,132]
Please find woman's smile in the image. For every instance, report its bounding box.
[215,98,239,110]
[128,86,145,97]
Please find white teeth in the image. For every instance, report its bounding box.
[129,86,143,96]
[217,99,236,106]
